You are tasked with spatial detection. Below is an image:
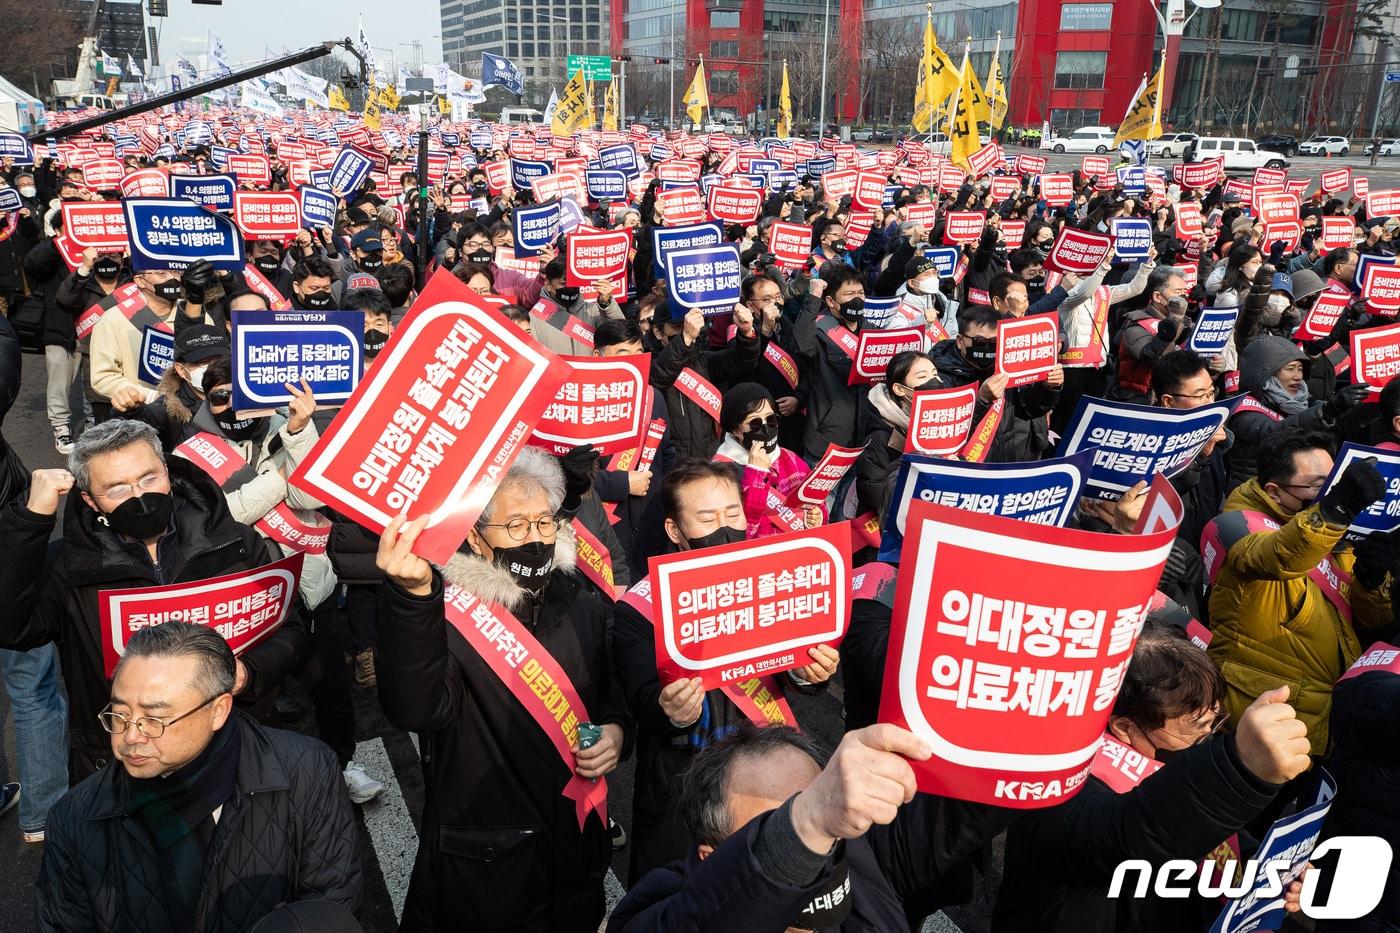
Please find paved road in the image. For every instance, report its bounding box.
[0,356,987,930]
[1009,144,1400,189]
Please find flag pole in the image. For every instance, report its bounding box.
[925,3,933,152]
[989,30,1002,139]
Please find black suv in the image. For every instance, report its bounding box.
[1255,134,1299,157]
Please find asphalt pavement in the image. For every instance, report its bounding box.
[1020,145,1400,190]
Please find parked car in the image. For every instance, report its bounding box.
[927,131,951,155]
[1186,136,1290,172]
[1149,132,1198,158]
[1047,126,1116,154]
[1255,133,1299,157]
[1364,138,1400,157]
[1298,135,1350,156]
[872,127,895,142]
[850,127,874,141]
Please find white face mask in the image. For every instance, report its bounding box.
[185,364,207,390]
[1264,294,1290,326]
[19,186,35,199]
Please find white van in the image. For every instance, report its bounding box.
[1046,126,1116,154]
[1186,137,1290,172]
[500,107,545,126]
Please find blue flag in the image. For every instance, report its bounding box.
[482,52,524,95]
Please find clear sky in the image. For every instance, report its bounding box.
[153,1,445,73]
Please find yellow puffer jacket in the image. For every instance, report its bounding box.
[1206,478,1390,755]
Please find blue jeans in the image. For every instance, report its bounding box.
[0,643,68,832]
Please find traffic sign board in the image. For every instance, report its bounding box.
[1386,71,1400,83]
[566,55,613,81]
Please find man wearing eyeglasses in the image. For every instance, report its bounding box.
[36,621,360,932]
[0,418,310,781]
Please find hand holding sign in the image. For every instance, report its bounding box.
[659,676,706,726]
[376,513,434,596]
[789,724,930,852]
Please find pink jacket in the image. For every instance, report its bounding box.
[714,436,824,539]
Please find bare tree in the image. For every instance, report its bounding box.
[861,18,920,127]
[0,0,82,98]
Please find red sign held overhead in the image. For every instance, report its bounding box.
[1356,176,1371,199]
[1175,202,1203,239]
[656,187,706,226]
[905,385,979,457]
[61,201,129,250]
[646,523,852,689]
[906,201,938,226]
[995,314,1059,388]
[1015,154,1047,175]
[943,211,986,244]
[1180,158,1224,189]
[966,142,1002,178]
[707,183,763,224]
[530,355,650,455]
[565,228,631,290]
[768,220,812,270]
[850,325,925,385]
[82,158,124,190]
[1321,167,1351,193]
[120,168,169,199]
[1351,320,1400,392]
[1253,166,1286,187]
[233,192,302,239]
[1295,291,1350,341]
[1319,216,1354,252]
[100,552,304,677]
[1081,155,1110,177]
[1367,188,1400,218]
[1044,227,1113,275]
[1363,263,1400,315]
[1256,192,1299,225]
[822,168,858,201]
[853,171,887,210]
[787,443,865,507]
[877,499,1178,808]
[289,269,570,564]
[990,176,1021,201]
[227,153,272,187]
[1040,174,1074,207]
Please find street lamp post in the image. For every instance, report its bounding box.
[1143,0,1220,123]
[817,0,831,139]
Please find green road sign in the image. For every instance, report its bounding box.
[566,55,612,81]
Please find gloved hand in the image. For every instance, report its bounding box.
[1156,318,1179,343]
[1324,382,1372,419]
[558,444,600,508]
[1252,262,1277,290]
[181,259,219,304]
[1351,530,1398,589]
[1316,456,1385,527]
[1268,239,1286,264]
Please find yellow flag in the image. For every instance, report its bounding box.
[329,85,350,112]
[363,96,382,131]
[987,57,1009,130]
[437,94,452,116]
[1113,63,1165,147]
[551,68,590,136]
[379,83,400,111]
[912,14,960,134]
[948,48,979,170]
[777,60,793,140]
[682,57,709,126]
[602,79,619,132]
[962,54,991,128]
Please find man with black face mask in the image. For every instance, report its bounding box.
[373,447,632,932]
[793,263,872,463]
[995,622,1314,933]
[613,458,840,885]
[245,239,292,301]
[611,722,1018,933]
[350,229,385,275]
[291,256,340,311]
[0,419,310,781]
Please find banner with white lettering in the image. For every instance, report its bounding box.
[231,310,363,413]
[138,325,175,386]
[1350,320,1400,393]
[170,173,237,213]
[906,385,979,457]
[850,326,925,385]
[1187,306,1240,357]
[529,355,650,455]
[1321,442,1400,539]
[124,197,246,272]
[513,199,562,257]
[996,315,1059,387]
[1045,227,1113,275]
[665,243,742,318]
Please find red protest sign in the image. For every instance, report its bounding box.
[1262,220,1301,254]
[1321,167,1351,193]
[995,314,1059,388]
[1175,202,1203,239]
[849,325,925,385]
[707,183,762,224]
[1016,154,1046,175]
[100,552,304,677]
[529,355,650,455]
[989,176,1020,201]
[1180,158,1223,189]
[822,168,858,200]
[1253,166,1286,187]
[787,443,864,506]
[1363,263,1400,315]
[657,187,706,226]
[1296,291,1350,341]
[233,192,301,239]
[289,269,570,563]
[906,385,979,456]
[966,143,1002,178]
[878,499,1177,807]
[1356,176,1371,199]
[1040,174,1074,207]
[61,201,128,250]
[906,201,938,226]
[768,220,812,269]
[227,153,272,187]
[647,523,852,689]
[1081,155,1110,177]
[1368,188,1400,218]
[533,172,587,205]
[1045,227,1112,275]
[853,171,886,210]
[844,211,876,250]
[565,229,631,289]
[937,165,966,193]
[1320,216,1354,252]
[82,158,124,190]
[1351,321,1400,392]
[120,168,168,198]
[655,158,702,182]
[1256,192,1299,225]
[1001,219,1027,248]
[482,159,509,193]
[944,211,986,244]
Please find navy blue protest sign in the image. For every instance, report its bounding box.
[0,133,34,164]
[923,246,961,278]
[138,326,176,386]
[557,197,587,235]
[652,222,723,276]
[513,199,561,257]
[767,170,798,190]
[1112,218,1153,261]
[308,169,333,189]
[807,156,837,176]
[124,198,246,272]
[469,129,493,149]
[585,168,627,202]
[440,132,461,148]
[649,143,673,162]
[878,451,1093,562]
[1187,306,1239,357]
[749,159,780,175]
[327,147,373,196]
[231,310,364,412]
[860,297,905,329]
[598,144,639,175]
[664,243,743,319]
[1058,395,1236,498]
[299,186,338,230]
[1323,443,1400,539]
[170,173,237,213]
[1209,772,1336,933]
[0,189,22,213]
[209,146,237,171]
[510,158,552,192]
[1116,166,1146,196]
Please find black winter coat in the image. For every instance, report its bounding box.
[929,337,1060,463]
[22,236,74,350]
[36,713,361,933]
[647,328,761,460]
[0,458,311,780]
[375,541,634,933]
[591,389,676,580]
[793,294,871,462]
[993,734,1279,933]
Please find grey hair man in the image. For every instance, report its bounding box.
[0,418,310,780]
[36,622,361,932]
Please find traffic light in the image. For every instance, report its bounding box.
[653,58,670,65]
[147,0,168,15]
